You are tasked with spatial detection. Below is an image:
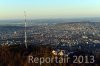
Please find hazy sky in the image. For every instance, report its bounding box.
[0,0,100,19]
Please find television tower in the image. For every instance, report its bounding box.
[24,11,27,48]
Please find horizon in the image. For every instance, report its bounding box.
[0,17,100,26]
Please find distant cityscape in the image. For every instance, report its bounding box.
[0,21,100,52]
[0,20,100,66]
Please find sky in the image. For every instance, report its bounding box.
[0,0,100,20]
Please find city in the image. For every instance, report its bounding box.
[0,21,100,66]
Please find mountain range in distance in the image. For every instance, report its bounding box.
[0,17,100,26]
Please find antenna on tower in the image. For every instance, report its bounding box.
[24,11,27,48]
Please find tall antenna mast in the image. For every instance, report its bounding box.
[24,11,27,48]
